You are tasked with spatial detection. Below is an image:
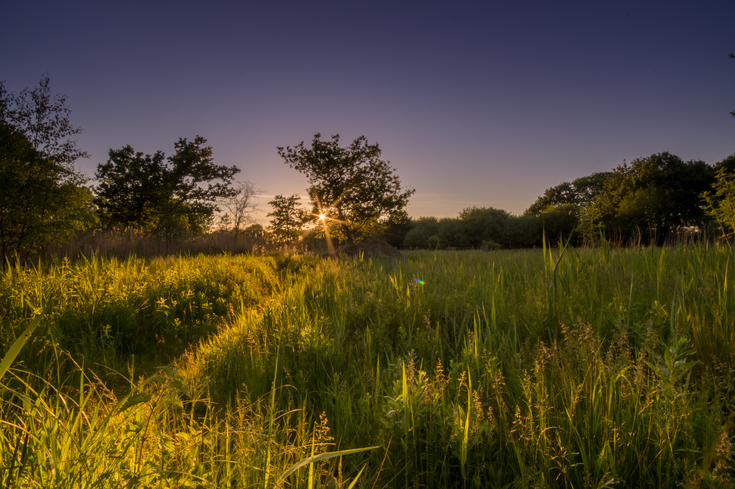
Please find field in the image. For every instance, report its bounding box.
[0,244,734,488]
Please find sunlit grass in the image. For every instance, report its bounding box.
[1,243,734,487]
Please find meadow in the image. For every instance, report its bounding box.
[0,243,733,488]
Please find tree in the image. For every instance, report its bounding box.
[277,134,415,243]
[377,212,413,248]
[267,194,308,241]
[536,204,579,244]
[93,145,167,230]
[460,206,512,248]
[702,154,735,238]
[584,153,714,244]
[0,76,93,262]
[2,74,88,167]
[403,217,440,249]
[218,180,260,234]
[94,136,240,235]
[525,172,609,215]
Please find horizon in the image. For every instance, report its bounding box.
[3,0,733,223]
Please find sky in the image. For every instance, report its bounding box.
[2,0,734,223]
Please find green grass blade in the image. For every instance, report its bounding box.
[347,464,367,489]
[460,369,471,479]
[0,316,42,382]
[278,446,380,482]
[264,341,280,489]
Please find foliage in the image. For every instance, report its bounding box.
[267,194,309,242]
[188,247,735,487]
[376,212,413,249]
[0,253,282,375]
[583,153,714,244]
[2,247,735,487]
[525,172,609,243]
[702,154,735,238]
[0,74,88,167]
[403,210,542,250]
[537,203,579,243]
[525,171,609,216]
[0,77,94,263]
[277,133,414,243]
[459,206,511,248]
[94,136,240,236]
[403,217,440,248]
[243,223,266,238]
[500,214,538,247]
[459,206,539,248]
[437,217,471,248]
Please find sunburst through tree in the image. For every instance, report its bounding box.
[277,133,414,248]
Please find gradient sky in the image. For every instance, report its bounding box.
[3,0,734,223]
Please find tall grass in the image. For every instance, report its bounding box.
[190,244,734,487]
[1,244,734,487]
[0,355,339,488]
[0,252,285,378]
[42,228,283,261]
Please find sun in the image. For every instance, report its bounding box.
[319,213,326,221]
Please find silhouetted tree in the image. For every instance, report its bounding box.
[525,172,609,215]
[536,204,579,244]
[1,74,88,167]
[277,134,414,243]
[95,136,239,235]
[218,180,260,234]
[460,206,511,248]
[403,217,440,248]
[0,76,93,262]
[267,194,308,242]
[377,212,413,248]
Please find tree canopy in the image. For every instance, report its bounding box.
[584,153,714,244]
[0,76,93,262]
[525,172,610,215]
[267,194,308,242]
[1,74,88,167]
[702,154,735,238]
[277,134,414,243]
[94,136,240,235]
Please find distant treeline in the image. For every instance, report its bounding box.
[3,75,735,262]
[378,152,735,249]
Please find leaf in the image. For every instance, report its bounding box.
[347,464,367,489]
[117,392,153,413]
[277,446,380,482]
[0,316,42,382]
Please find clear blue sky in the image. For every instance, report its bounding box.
[3,0,733,221]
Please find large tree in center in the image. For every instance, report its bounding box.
[277,133,414,243]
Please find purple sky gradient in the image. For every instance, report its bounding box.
[3,0,734,222]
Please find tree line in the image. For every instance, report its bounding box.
[383,151,733,251]
[257,149,735,251]
[0,76,415,262]
[2,74,735,262]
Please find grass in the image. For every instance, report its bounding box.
[1,243,734,487]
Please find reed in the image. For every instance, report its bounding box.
[1,243,733,487]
